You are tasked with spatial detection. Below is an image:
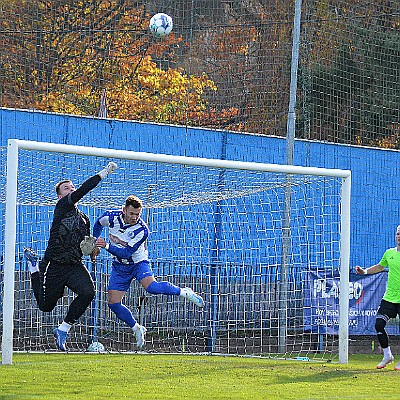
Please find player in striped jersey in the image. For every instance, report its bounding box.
[93,195,204,348]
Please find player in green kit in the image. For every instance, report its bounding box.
[356,225,400,370]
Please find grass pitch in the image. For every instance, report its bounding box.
[1,353,399,399]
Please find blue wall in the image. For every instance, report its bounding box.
[2,107,400,269]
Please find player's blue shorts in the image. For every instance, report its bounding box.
[108,259,154,292]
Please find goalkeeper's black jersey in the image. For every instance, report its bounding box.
[43,175,101,265]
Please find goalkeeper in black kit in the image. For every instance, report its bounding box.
[23,161,118,351]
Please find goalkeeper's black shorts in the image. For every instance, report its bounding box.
[31,258,95,323]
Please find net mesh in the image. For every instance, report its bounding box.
[0,0,398,146]
[2,147,344,360]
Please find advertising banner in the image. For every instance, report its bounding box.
[304,270,399,335]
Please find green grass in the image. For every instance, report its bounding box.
[0,353,399,399]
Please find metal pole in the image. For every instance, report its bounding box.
[279,0,303,353]
[286,0,303,165]
[338,175,351,363]
[2,140,19,365]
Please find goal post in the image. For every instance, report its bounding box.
[1,139,351,365]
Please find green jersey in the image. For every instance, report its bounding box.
[379,247,400,303]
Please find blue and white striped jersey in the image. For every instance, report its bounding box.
[93,209,149,264]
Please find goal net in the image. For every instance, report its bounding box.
[1,140,351,364]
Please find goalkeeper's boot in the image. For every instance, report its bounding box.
[180,288,205,308]
[376,354,394,369]
[53,328,68,352]
[133,325,147,349]
[23,246,39,273]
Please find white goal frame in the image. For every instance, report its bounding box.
[1,139,351,365]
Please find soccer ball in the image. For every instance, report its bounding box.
[87,341,105,353]
[149,13,173,38]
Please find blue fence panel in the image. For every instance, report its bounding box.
[1,107,399,287]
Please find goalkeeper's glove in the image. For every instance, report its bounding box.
[98,162,118,179]
[80,235,97,256]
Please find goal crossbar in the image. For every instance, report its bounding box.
[8,139,350,177]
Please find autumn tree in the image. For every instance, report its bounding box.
[175,0,294,135]
[297,1,400,147]
[1,0,398,143]
[0,0,238,126]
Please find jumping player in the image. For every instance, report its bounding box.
[92,194,204,349]
[24,161,118,351]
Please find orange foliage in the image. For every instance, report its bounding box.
[0,0,238,127]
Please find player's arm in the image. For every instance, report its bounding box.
[92,213,109,238]
[91,213,111,260]
[97,227,149,259]
[355,263,385,275]
[70,162,118,204]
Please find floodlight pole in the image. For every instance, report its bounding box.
[279,0,302,354]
